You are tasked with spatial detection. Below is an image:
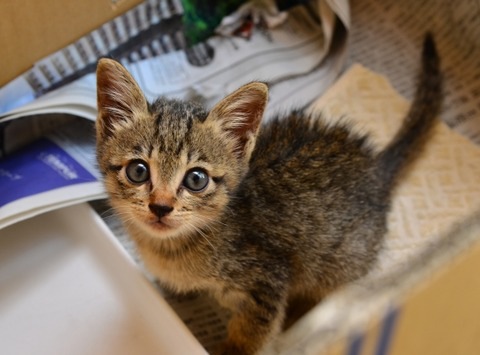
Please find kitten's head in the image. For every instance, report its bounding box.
[96,59,268,240]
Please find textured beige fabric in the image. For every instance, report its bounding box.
[309,64,480,279]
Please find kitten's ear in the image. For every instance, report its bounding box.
[96,58,148,139]
[208,82,268,160]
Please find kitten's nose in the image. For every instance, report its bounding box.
[148,203,174,218]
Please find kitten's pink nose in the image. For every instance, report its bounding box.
[149,203,174,218]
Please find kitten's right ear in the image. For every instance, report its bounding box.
[208,82,269,162]
[96,58,148,139]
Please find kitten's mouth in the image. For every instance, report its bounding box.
[146,217,179,232]
[149,220,172,230]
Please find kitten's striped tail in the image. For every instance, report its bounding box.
[376,33,442,190]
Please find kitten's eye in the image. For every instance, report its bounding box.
[126,160,150,184]
[183,168,209,192]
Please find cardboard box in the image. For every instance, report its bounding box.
[0,0,143,87]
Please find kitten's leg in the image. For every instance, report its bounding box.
[283,287,334,330]
[283,295,321,330]
[217,288,288,355]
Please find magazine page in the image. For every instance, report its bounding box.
[0,74,97,124]
[0,118,105,229]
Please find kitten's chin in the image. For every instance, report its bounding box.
[137,219,186,240]
[148,220,174,232]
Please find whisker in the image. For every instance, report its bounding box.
[183,221,216,252]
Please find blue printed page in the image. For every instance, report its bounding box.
[0,138,97,208]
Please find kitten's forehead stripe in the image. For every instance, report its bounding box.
[151,97,207,126]
[187,150,209,165]
[197,153,209,163]
[175,140,184,156]
[147,98,208,161]
[148,143,154,159]
[133,145,143,154]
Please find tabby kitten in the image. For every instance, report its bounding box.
[96,34,441,355]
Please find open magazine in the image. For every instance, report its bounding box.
[0,116,104,229]
[0,0,349,230]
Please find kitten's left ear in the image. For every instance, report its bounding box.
[96,58,148,139]
[208,82,269,161]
